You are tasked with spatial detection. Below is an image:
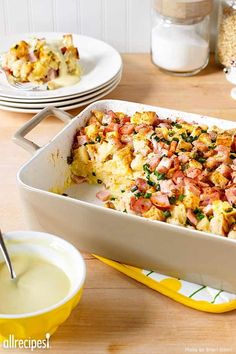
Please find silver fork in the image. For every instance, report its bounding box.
[0,55,47,91]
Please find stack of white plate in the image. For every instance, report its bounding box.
[0,33,122,113]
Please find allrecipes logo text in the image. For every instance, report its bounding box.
[1,333,50,351]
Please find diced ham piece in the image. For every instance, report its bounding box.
[192,140,208,152]
[159,180,176,195]
[225,186,236,206]
[104,122,120,133]
[28,51,37,62]
[107,110,117,120]
[203,204,213,216]
[135,124,152,134]
[156,157,172,173]
[186,209,198,226]
[215,145,230,163]
[119,124,134,135]
[47,68,57,81]
[205,156,220,169]
[135,178,149,193]
[120,116,131,124]
[168,140,178,156]
[96,189,111,201]
[231,171,236,184]
[152,140,169,157]
[120,134,133,145]
[150,193,170,209]
[184,178,201,196]
[77,135,88,146]
[208,131,217,141]
[148,156,161,171]
[130,196,152,214]
[172,171,185,185]
[71,174,87,184]
[216,164,232,179]
[178,153,189,164]
[231,135,236,152]
[200,188,221,206]
[185,167,202,179]
[159,122,171,129]
[61,46,67,54]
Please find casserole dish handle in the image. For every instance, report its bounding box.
[13,106,73,153]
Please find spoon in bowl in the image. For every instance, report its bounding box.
[0,229,16,280]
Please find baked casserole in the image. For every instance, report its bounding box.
[68,109,236,239]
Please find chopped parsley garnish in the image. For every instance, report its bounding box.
[87,141,95,145]
[230,154,236,160]
[97,179,103,184]
[95,136,101,142]
[201,129,208,133]
[103,123,108,126]
[67,155,73,165]
[154,171,166,180]
[110,197,116,201]
[123,209,127,213]
[62,193,68,197]
[180,133,198,143]
[174,123,182,129]
[197,157,206,163]
[163,210,171,218]
[121,189,125,193]
[144,193,152,199]
[193,208,205,221]
[154,136,161,142]
[147,179,156,187]
[225,207,233,213]
[135,192,143,198]
[143,163,151,175]
[14,44,19,49]
[168,131,175,137]
[169,196,177,205]
[131,186,138,193]
[92,172,96,176]
[178,194,185,201]
[172,137,179,142]
[150,132,156,139]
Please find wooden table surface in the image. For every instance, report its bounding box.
[1,54,236,354]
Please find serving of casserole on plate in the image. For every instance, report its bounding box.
[1,34,81,90]
[13,100,236,293]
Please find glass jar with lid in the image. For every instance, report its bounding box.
[151,0,213,76]
[216,0,236,67]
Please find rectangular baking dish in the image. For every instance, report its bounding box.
[14,100,236,293]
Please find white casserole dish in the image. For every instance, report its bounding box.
[13,100,236,293]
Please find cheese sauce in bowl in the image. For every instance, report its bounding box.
[0,231,86,341]
[0,253,71,314]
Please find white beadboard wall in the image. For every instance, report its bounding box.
[0,0,219,53]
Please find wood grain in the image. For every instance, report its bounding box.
[0,54,236,354]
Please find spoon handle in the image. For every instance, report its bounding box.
[0,230,16,280]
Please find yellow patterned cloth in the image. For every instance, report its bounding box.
[94,256,236,313]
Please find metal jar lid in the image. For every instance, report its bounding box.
[154,0,213,20]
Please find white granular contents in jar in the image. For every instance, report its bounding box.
[151,25,209,72]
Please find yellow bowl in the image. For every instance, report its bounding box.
[0,231,86,342]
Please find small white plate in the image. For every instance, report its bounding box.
[0,74,121,109]
[0,32,122,100]
[0,69,122,103]
[0,76,121,113]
